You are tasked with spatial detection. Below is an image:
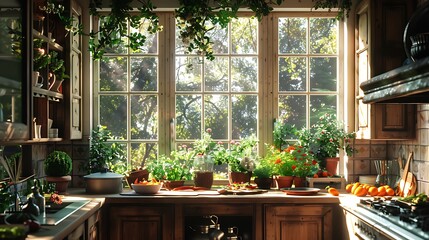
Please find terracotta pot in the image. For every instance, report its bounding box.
[325,157,340,175]
[228,171,252,184]
[46,175,71,194]
[163,180,185,190]
[126,169,149,189]
[275,176,294,189]
[293,177,307,187]
[194,171,213,189]
[254,177,273,189]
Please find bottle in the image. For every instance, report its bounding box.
[32,186,45,215]
[208,223,224,240]
[23,197,40,216]
[190,225,210,240]
[224,227,240,240]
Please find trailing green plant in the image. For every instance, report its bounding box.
[89,125,127,174]
[44,151,72,176]
[313,0,352,20]
[49,51,69,80]
[88,0,162,60]
[33,39,50,72]
[39,0,83,35]
[175,0,284,61]
[81,0,351,60]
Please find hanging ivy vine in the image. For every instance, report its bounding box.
[62,0,353,60]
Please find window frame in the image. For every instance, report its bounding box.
[91,11,344,167]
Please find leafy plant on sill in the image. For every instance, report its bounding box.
[88,125,127,174]
[33,39,50,72]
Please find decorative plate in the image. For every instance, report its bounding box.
[281,187,320,196]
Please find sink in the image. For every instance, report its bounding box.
[35,199,90,226]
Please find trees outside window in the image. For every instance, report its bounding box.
[93,12,341,177]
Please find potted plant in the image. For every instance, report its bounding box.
[252,158,273,189]
[285,145,319,187]
[44,150,72,194]
[146,147,193,190]
[88,125,127,174]
[263,145,295,189]
[213,135,258,184]
[47,51,68,92]
[297,113,356,175]
[190,128,217,189]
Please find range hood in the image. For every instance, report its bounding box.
[360,56,429,104]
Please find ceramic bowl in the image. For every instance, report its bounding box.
[131,183,162,194]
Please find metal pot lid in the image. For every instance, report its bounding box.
[84,172,124,179]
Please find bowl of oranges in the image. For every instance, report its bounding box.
[131,179,162,194]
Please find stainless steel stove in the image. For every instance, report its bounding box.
[341,197,429,240]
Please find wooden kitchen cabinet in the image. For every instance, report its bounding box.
[106,205,175,240]
[355,0,416,139]
[265,205,332,240]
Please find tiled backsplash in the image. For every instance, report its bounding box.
[350,104,429,195]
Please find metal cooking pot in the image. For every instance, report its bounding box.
[84,172,124,194]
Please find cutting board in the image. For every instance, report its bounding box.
[396,152,417,197]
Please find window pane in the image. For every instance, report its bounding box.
[204,57,228,92]
[130,57,158,91]
[100,57,127,91]
[100,16,128,54]
[131,95,158,139]
[278,95,306,130]
[207,23,228,54]
[310,18,337,54]
[232,95,257,139]
[130,20,158,54]
[278,18,307,54]
[99,95,127,138]
[175,57,202,91]
[131,143,157,169]
[310,95,337,125]
[176,95,202,139]
[231,18,258,54]
[310,57,337,91]
[205,95,228,139]
[231,57,257,92]
[279,57,307,92]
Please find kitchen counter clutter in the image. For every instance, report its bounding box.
[24,188,352,240]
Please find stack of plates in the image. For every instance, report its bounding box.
[359,175,377,185]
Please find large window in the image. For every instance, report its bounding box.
[276,16,340,130]
[93,12,342,170]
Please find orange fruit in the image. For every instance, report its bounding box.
[385,187,395,196]
[377,186,386,196]
[345,184,353,193]
[328,187,340,196]
[354,186,367,197]
[351,183,361,195]
[313,173,319,178]
[368,186,378,196]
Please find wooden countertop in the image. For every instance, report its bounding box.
[25,188,359,239]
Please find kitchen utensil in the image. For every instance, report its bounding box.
[84,172,124,194]
[374,160,399,188]
[396,152,417,197]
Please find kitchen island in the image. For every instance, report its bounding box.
[26,188,350,240]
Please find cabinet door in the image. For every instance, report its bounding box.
[355,0,416,139]
[107,205,174,240]
[265,205,332,240]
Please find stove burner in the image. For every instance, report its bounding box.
[358,198,429,233]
